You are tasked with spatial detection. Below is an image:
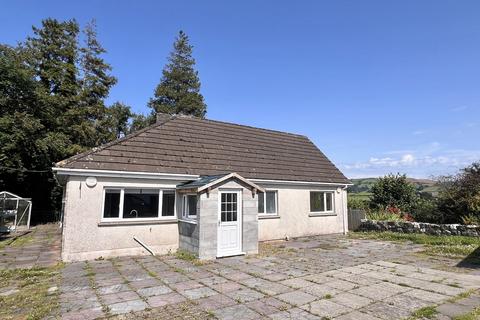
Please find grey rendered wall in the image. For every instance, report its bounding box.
[197,179,259,260]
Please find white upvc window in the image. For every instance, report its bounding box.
[102,188,175,220]
[310,191,335,214]
[182,194,197,219]
[258,190,278,215]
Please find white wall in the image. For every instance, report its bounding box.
[258,185,348,241]
[62,176,182,262]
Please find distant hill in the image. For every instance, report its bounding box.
[348,177,439,199]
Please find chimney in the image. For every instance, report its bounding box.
[156,112,172,124]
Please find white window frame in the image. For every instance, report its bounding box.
[258,190,278,216]
[182,194,198,220]
[309,190,335,214]
[101,187,176,221]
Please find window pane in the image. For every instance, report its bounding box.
[310,192,325,212]
[187,195,197,216]
[104,190,120,218]
[326,193,333,211]
[123,189,159,218]
[265,191,277,214]
[162,191,175,216]
[258,192,264,213]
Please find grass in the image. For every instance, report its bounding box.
[408,306,438,319]
[0,265,62,320]
[175,249,198,261]
[0,232,34,250]
[350,232,480,263]
[453,307,480,320]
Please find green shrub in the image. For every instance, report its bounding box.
[366,209,403,221]
[348,197,369,210]
[369,173,419,213]
[461,214,480,225]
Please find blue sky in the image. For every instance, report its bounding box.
[2,1,480,179]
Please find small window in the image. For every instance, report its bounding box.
[221,192,238,222]
[258,191,277,215]
[104,190,120,218]
[123,189,159,218]
[310,191,334,213]
[183,194,197,218]
[162,191,175,217]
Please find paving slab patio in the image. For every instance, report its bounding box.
[0,223,61,269]
[53,234,480,319]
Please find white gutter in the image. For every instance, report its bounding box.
[52,167,199,181]
[250,178,352,187]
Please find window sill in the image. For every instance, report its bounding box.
[258,215,280,220]
[178,219,198,225]
[98,219,178,227]
[309,212,337,217]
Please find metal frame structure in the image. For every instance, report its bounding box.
[0,191,32,233]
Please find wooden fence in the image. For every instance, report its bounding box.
[348,209,366,231]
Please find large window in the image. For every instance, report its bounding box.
[123,189,158,218]
[102,188,175,220]
[182,194,197,219]
[258,191,277,215]
[310,191,334,213]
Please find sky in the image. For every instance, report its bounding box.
[1,1,480,179]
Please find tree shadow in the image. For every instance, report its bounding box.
[457,246,480,269]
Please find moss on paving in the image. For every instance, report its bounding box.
[0,232,35,250]
[453,307,480,320]
[408,305,438,319]
[350,232,480,263]
[0,264,63,320]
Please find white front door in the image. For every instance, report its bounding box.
[217,190,242,257]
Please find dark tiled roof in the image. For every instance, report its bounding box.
[57,115,350,184]
[177,174,228,189]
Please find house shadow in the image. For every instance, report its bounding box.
[456,246,480,269]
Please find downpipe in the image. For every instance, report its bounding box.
[133,236,155,256]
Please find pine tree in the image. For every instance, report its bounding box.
[25,18,82,155]
[80,20,117,146]
[103,102,132,140]
[148,31,206,117]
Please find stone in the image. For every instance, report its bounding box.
[108,299,148,314]
[137,285,172,297]
[280,277,315,289]
[225,287,264,303]
[147,292,186,308]
[276,290,317,306]
[214,304,260,320]
[335,310,382,320]
[182,286,217,300]
[303,299,352,317]
[332,292,374,309]
[436,303,476,318]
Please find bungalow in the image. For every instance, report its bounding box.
[53,114,351,262]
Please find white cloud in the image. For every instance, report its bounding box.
[341,148,480,178]
[413,130,425,135]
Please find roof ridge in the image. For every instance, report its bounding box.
[56,115,175,167]
[178,116,308,139]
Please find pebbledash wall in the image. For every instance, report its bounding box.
[61,175,349,262]
[359,220,480,237]
[62,175,181,262]
[258,185,348,241]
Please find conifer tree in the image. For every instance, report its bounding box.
[148,31,206,117]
